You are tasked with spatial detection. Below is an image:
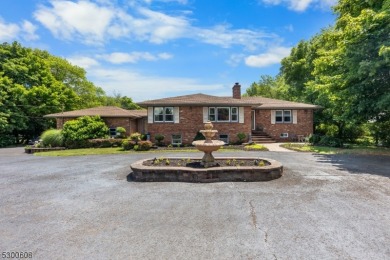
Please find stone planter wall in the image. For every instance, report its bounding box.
[130,157,283,182]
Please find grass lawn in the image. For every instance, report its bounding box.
[35,147,243,156]
[281,143,390,156]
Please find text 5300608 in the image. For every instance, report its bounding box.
[2,252,32,258]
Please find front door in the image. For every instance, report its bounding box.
[251,110,255,130]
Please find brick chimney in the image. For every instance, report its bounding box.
[232,82,241,99]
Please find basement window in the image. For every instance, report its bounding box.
[172,134,182,145]
[280,133,289,138]
[219,134,229,144]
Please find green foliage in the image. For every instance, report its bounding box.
[309,134,343,148]
[122,140,136,150]
[88,138,123,148]
[0,41,141,147]
[62,116,109,148]
[135,140,153,151]
[154,134,165,144]
[250,0,390,145]
[0,134,16,147]
[129,132,142,142]
[193,131,206,141]
[116,127,126,138]
[40,129,63,147]
[237,133,246,143]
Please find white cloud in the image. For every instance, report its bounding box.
[33,0,275,50]
[260,0,336,11]
[0,19,19,42]
[0,18,39,42]
[97,51,173,64]
[245,46,291,67]
[34,1,114,44]
[193,25,272,51]
[21,20,39,41]
[88,68,225,101]
[226,54,245,67]
[67,56,100,69]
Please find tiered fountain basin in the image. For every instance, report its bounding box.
[130,157,283,183]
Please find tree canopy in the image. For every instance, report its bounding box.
[245,0,390,145]
[0,41,140,146]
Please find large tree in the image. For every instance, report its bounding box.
[0,42,140,146]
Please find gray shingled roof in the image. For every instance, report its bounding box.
[137,93,257,106]
[44,106,147,118]
[137,93,320,109]
[242,96,320,109]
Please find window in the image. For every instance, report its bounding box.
[208,107,238,122]
[280,133,289,138]
[154,107,174,122]
[275,110,292,123]
[172,134,182,145]
[219,134,229,144]
[217,107,230,122]
[209,107,216,121]
[231,107,238,122]
[109,128,116,137]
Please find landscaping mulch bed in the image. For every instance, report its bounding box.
[143,158,271,168]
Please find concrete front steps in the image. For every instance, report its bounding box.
[251,131,276,143]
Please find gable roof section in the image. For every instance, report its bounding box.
[138,93,320,109]
[44,106,147,118]
[242,96,320,109]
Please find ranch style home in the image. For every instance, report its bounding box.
[138,83,320,145]
[45,83,320,144]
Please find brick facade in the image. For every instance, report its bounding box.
[254,109,314,141]
[147,106,252,145]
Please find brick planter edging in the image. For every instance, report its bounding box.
[130,157,283,182]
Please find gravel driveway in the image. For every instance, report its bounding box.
[0,148,389,259]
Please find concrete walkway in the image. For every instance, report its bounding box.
[261,142,295,152]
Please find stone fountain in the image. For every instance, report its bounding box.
[192,121,225,168]
[130,121,283,182]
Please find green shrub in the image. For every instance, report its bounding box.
[88,138,123,148]
[122,140,136,150]
[0,134,16,148]
[116,127,126,138]
[129,132,142,142]
[308,134,321,145]
[309,134,343,147]
[154,134,165,145]
[237,133,246,144]
[41,129,64,147]
[135,140,152,151]
[62,116,109,148]
[193,131,205,141]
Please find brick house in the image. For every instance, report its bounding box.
[44,106,147,137]
[137,83,320,145]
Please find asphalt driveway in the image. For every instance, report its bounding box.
[0,147,389,259]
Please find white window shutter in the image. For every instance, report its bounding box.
[239,107,244,123]
[148,107,153,123]
[203,107,208,123]
[293,110,298,124]
[271,110,275,124]
[174,107,180,123]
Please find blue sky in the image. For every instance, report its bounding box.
[0,0,336,102]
